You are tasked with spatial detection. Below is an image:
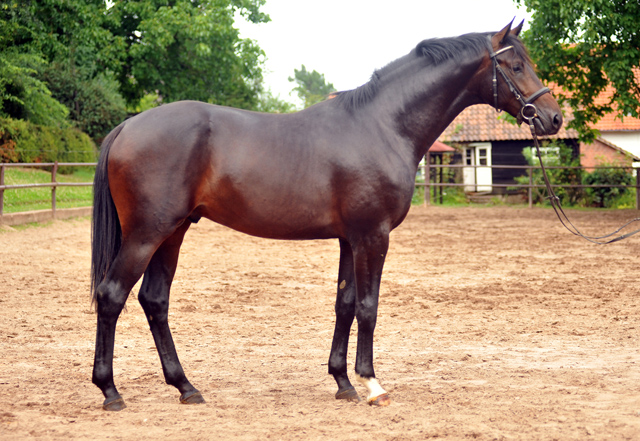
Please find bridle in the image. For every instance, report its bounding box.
[488,38,640,244]
[488,41,550,122]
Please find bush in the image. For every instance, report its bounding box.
[0,117,97,170]
[43,64,127,142]
[513,142,585,206]
[583,165,635,208]
[0,50,70,128]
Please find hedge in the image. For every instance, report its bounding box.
[0,118,97,167]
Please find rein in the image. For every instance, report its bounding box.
[489,40,640,245]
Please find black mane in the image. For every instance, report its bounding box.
[333,32,530,111]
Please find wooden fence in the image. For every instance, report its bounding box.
[0,162,96,223]
[1,162,639,225]
[418,162,640,209]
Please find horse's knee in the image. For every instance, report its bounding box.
[335,304,356,324]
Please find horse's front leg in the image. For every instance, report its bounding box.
[329,239,360,402]
[352,230,391,406]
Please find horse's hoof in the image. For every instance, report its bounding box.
[335,387,361,403]
[368,393,391,407]
[103,397,127,411]
[180,390,206,405]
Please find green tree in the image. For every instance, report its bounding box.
[514,142,584,206]
[0,0,125,137]
[43,62,127,141]
[288,65,336,108]
[0,50,69,127]
[107,0,270,109]
[0,2,69,127]
[29,0,126,139]
[515,0,640,141]
[254,90,296,114]
[583,164,634,208]
[2,0,271,139]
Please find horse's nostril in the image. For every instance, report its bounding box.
[553,113,562,129]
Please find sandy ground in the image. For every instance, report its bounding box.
[1,205,640,440]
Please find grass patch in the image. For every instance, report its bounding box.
[2,166,95,213]
[412,185,470,206]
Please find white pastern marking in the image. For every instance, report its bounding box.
[356,374,387,401]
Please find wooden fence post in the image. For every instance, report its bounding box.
[52,161,58,217]
[528,166,533,209]
[0,163,4,217]
[636,168,640,210]
[424,154,430,206]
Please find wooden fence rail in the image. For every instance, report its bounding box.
[417,162,640,209]
[0,162,97,218]
[1,162,639,223]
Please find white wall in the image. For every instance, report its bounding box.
[600,132,640,158]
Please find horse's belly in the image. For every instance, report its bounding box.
[197,185,338,240]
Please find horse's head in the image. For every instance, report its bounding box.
[483,20,563,136]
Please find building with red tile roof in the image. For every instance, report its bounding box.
[435,85,640,194]
[439,67,640,164]
[439,103,577,143]
[586,69,640,156]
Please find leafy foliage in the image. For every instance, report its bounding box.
[0,117,96,165]
[0,4,69,126]
[0,0,124,136]
[253,90,296,114]
[1,0,277,145]
[43,63,127,141]
[288,65,336,108]
[514,142,584,206]
[516,0,640,141]
[108,0,270,109]
[583,164,634,208]
[0,50,69,127]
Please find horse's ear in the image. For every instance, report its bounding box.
[511,20,524,37]
[492,19,515,46]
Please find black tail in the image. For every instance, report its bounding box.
[91,122,126,306]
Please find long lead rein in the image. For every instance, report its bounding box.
[525,114,640,245]
[489,37,640,245]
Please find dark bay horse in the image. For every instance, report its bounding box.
[91,21,562,411]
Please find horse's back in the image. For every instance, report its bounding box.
[107,101,351,239]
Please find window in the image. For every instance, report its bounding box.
[478,148,488,166]
[465,149,473,166]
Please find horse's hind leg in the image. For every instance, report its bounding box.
[137,221,205,405]
[93,239,158,411]
[328,239,360,402]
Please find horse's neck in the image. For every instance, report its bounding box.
[385,55,486,164]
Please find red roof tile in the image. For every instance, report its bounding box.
[429,140,455,152]
[590,69,640,131]
[440,69,639,142]
[439,104,578,143]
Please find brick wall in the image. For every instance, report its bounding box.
[580,138,633,170]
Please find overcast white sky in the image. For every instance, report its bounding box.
[235,0,532,105]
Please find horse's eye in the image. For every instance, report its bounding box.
[513,64,524,74]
